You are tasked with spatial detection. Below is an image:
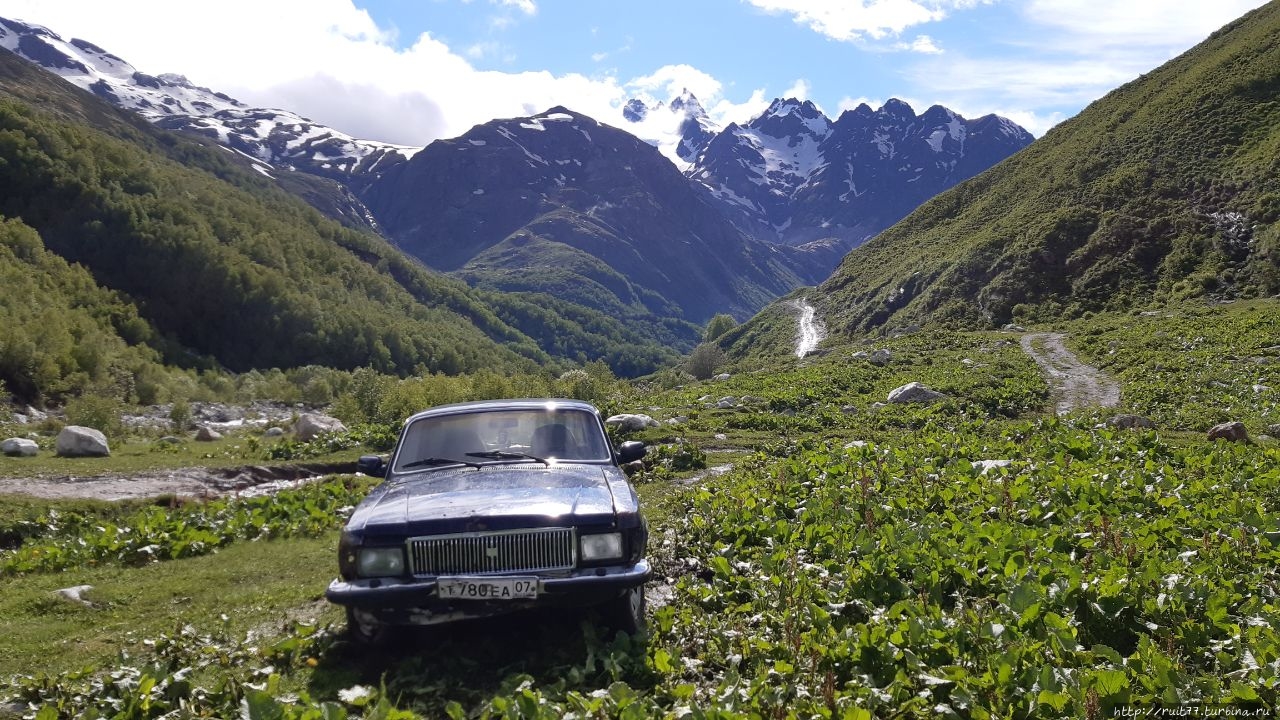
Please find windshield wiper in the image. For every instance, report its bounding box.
[399,456,482,470]
[465,450,549,466]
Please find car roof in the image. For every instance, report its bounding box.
[402,398,601,425]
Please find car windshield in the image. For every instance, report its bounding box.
[392,407,611,472]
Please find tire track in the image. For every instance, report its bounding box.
[1019,332,1121,415]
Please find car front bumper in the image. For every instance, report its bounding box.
[326,559,652,612]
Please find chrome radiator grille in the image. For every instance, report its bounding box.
[408,527,575,576]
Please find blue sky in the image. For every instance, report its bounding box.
[3,0,1271,150]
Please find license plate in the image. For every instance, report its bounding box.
[437,577,539,600]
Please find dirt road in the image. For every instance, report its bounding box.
[0,462,350,502]
[1019,332,1121,415]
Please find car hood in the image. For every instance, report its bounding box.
[351,463,619,538]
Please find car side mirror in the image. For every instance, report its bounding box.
[616,441,646,464]
[357,454,386,477]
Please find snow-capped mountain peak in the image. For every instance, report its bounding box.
[1,16,419,180]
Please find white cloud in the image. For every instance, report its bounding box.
[2,0,629,146]
[1023,0,1266,48]
[744,0,966,41]
[895,34,942,53]
[628,64,725,107]
[495,0,537,14]
[782,78,812,101]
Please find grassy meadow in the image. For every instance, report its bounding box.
[0,300,1276,718]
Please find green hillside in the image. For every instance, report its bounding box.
[810,1,1280,337]
[0,50,686,402]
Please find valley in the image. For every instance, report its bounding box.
[0,300,1276,717]
[0,1,1278,717]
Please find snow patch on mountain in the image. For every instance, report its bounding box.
[1,16,420,178]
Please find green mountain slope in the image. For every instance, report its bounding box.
[810,2,1280,336]
[0,50,685,400]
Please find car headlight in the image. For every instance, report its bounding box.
[579,532,623,562]
[356,547,406,577]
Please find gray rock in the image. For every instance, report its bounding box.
[195,426,222,442]
[605,414,660,432]
[840,405,858,414]
[295,413,347,441]
[25,405,47,422]
[868,349,893,366]
[665,416,688,426]
[11,413,27,424]
[850,351,870,360]
[974,459,1012,475]
[843,440,869,449]
[157,436,182,444]
[870,402,887,412]
[1207,421,1248,443]
[1109,414,1155,430]
[1253,384,1272,393]
[1,438,38,457]
[696,395,713,403]
[1002,324,1026,332]
[265,427,285,437]
[712,373,731,381]
[55,585,95,607]
[887,382,947,404]
[55,426,110,457]
[716,399,735,409]
[1268,424,1280,436]
[714,433,728,441]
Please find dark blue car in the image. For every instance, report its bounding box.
[326,399,650,643]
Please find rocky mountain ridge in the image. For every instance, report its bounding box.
[0,17,417,186]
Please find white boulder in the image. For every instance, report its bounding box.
[55,426,110,457]
[1,438,38,457]
[605,414,660,432]
[295,413,347,441]
[887,382,947,404]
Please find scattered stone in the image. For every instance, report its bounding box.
[887,382,947,404]
[714,433,728,441]
[1,438,37,457]
[665,416,688,425]
[870,402,887,412]
[295,413,347,441]
[850,351,869,360]
[712,373,731,381]
[11,413,27,424]
[716,397,736,409]
[604,414,660,432]
[1254,384,1272,393]
[843,440,869,449]
[55,426,110,457]
[740,395,764,405]
[1207,421,1248,443]
[868,349,893,366]
[1109,414,1155,430]
[696,395,713,403]
[25,405,48,422]
[55,584,95,607]
[1002,324,1026,332]
[195,426,222,442]
[264,427,285,437]
[961,358,975,366]
[157,436,182,445]
[1268,424,1280,436]
[840,405,858,414]
[974,459,1012,475]
[621,460,645,476]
